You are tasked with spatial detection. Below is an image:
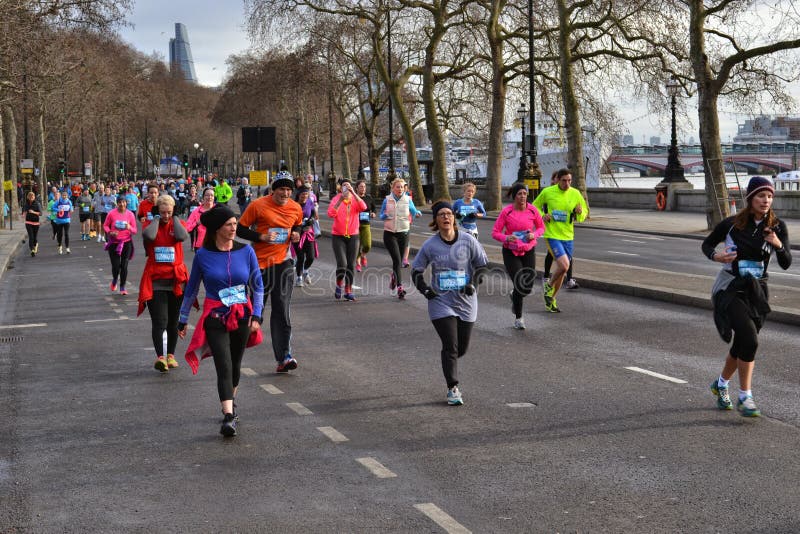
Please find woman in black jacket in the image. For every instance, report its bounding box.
[701,176,791,417]
[22,191,42,256]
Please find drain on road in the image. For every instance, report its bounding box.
[0,336,24,344]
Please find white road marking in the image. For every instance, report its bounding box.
[286,402,312,415]
[624,366,687,384]
[608,251,639,256]
[317,426,349,442]
[414,503,472,534]
[356,457,397,479]
[0,323,47,330]
[241,367,257,376]
[621,239,647,244]
[84,317,129,323]
[506,402,536,408]
[260,384,283,394]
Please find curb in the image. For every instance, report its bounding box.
[0,230,25,280]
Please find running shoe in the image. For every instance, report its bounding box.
[120,288,128,295]
[710,380,733,410]
[565,278,580,290]
[514,318,526,330]
[344,287,356,301]
[220,413,237,437]
[31,250,35,257]
[546,298,561,313]
[397,285,406,300]
[154,356,169,373]
[58,246,63,255]
[737,395,761,417]
[303,271,311,285]
[355,263,362,273]
[97,235,102,243]
[65,248,71,254]
[276,355,298,373]
[361,257,368,268]
[447,386,463,406]
[403,260,410,268]
[390,273,397,291]
[166,355,179,368]
[334,285,343,300]
[543,281,555,298]
[110,280,118,292]
[295,276,304,287]
[34,243,38,254]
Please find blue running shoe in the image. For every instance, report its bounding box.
[710,380,733,410]
[737,395,761,417]
[276,356,298,373]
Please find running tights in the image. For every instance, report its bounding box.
[108,241,133,287]
[331,234,359,287]
[26,224,39,252]
[293,239,315,276]
[383,231,409,287]
[204,315,250,401]
[147,290,180,357]
[502,247,536,319]
[55,223,70,247]
[432,316,474,389]
[727,296,759,362]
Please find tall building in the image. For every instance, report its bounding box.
[168,23,197,84]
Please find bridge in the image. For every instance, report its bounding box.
[608,142,800,174]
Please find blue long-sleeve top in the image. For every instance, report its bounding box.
[379,193,421,219]
[179,243,264,323]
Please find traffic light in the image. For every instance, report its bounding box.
[118,162,124,173]
[182,154,189,168]
[58,159,66,174]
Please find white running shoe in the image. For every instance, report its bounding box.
[565,278,579,289]
[97,235,102,243]
[58,246,63,255]
[302,271,311,284]
[65,248,71,254]
[514,318,526,330]
[295,276,304,287]
[447,386,463,406]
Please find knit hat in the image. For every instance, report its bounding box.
[116,195,127,203]
[508,182,528,200]
[745,176,774,202]
[431,200,453,219]
[271,171,295,191]
[200,204,236,235]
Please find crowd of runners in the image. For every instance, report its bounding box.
[14,170,790,434]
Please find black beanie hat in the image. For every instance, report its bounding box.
[745,176,774,202]
[200,204,236,235]
[508,182,528,199]
[431,200,453,219]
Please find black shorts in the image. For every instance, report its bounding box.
[99,212,108,224]
[93,212,101,222]
[79,214,91,222]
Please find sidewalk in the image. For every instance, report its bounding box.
[0,224,26,281]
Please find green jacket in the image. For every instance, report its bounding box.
[214,181,233,204]
[531,185,588,241]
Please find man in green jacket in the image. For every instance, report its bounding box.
[532,168,588,312]
[214,178,233,205]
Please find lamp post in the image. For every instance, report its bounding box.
[663,76,686,183]
[517,104,528,183]
[524,0,542,194]
[193,142,199,176]
[386,4,396,183]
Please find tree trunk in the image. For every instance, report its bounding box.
[485,6,506,211]
[0,109,5,228]
[422,40,448,202]
[4,106,19,216]
[557,0,586,196]
[37,110,47,197]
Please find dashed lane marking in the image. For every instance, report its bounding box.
[506,402,536,408]
[0,323,47,330]
[414,503,472,534]
[624,366,687,384]
[286,402,312,415]
[356,457,397,479]
[608,251,639,256]
[317,426,349,442]
[621,239,647,244]
[260,384,283,395]
[84,317,130,323]
[241,367,257,376]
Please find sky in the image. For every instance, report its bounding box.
[117,1,795,145]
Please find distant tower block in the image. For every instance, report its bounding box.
[168,22,197,84]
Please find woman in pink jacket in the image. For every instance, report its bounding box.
[492,183,545,330]
[327,180,367,301]
[184,187,216,251]
[103,195,139,295]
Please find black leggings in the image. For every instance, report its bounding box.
[383,231,409,287]
[204,315,250,402]
[544,250,573,279]
[432,316,474,389]
[727,296,760,362]
[55,223,70,247]
[332,234,359,287]
[503,247,536,319]
[26,224,39,251]
[108,241,133,287]
[147,290,180,357]
[293,238,315,276]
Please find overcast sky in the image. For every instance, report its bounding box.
[117,1,794,143]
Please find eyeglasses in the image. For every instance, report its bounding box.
[436,211,454,218]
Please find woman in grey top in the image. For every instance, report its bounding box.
[411,201,489,406]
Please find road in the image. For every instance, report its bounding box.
[1,232,799,532]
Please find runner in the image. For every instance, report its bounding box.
[77,187,93,241]
[236,173,304,373]
[328,179,367,301]
[185,187,216,252]
[292,185,318,287]
[452,182,486,238]
[95,184,117,243]
[492,183,545,329]
[214,178,233,205]
[22,191,42,256]
[702,176,791,417]
[53,189,73,255]
[137,184,160,227]
[137,195,190,373]
[103,195,137,295]
[178,205,264,437]
[532,168,588,312]
[236,177,252,215]
[411,201,488,405]
[541,171,578,289]
[401,182,415,268]
[355,180,376,272]
[380,178,422,299]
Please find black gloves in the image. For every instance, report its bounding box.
[177,322,186,331]
[460,283,476,296]
[423,288,438,300]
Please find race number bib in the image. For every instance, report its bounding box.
[189,206,198,213]
[154,246,175,263]
[359,212,370,222]
[104,202,115,211]
[437,269,468,291]
[146,212,154,221]
[219,284,248,307]
[513,230,529,242]
[270,228,289,244]
[738,260,764,279]
[551,210,568,222]
[114,220,127,230]
[459,205,477,216]
[82,206,90,213]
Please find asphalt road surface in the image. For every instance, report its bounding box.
[1,232,799,532]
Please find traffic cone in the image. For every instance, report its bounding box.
[729,197,737,215]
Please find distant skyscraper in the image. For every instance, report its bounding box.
[169,23,197,84]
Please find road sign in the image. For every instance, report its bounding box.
[21,168,33,174]
[84,162,92,177]
[3,180,12,191]
[20,159,34,169]
[249,170,268,186]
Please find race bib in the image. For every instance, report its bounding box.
[219,284,248,307]
[154,246,175,263]
[146,212,154,221]
[738,260,764,279]
[459,205,477,216]
[437,269,468,291]
[551,210,568,222]
[189,206,198,213]
[82,206,90,213]
[513,230,529,242]
[114,220,127,230]
[270,228,289,244]
[104,202,115,211]
[359,212,370,222]
[58,208,69,217]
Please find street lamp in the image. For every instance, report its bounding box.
[386,5,396,183]
[517,104,528,182]
[525,0,542,191]
[193,142,199,175]
[663,76,687,183]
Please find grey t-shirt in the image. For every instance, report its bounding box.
[412,231,488,322]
